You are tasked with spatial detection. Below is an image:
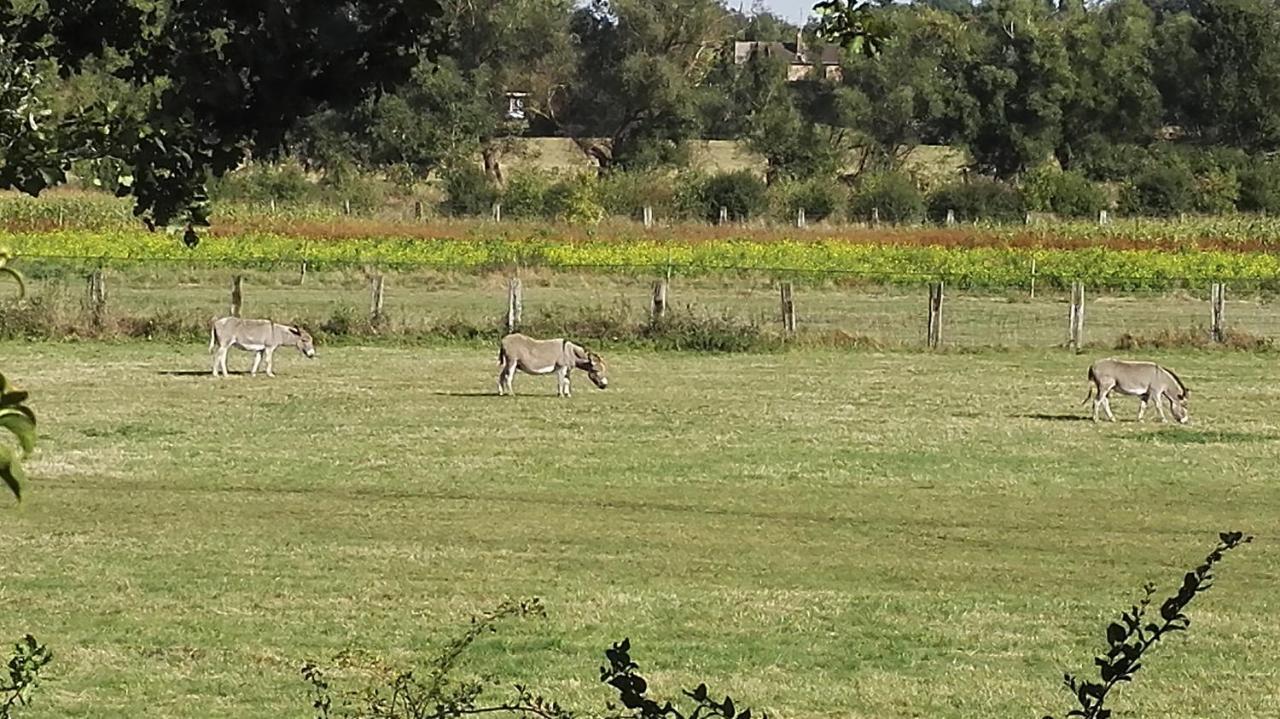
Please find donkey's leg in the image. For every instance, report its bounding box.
[1099,387,1117,422]
[265,347,276,377]
[556,367,569,397]
[250,351,263,376]
[1137,395,1149,422]
[497,366,506,395]
[1156,392,1169,422]
[217,346,232,377]
[505,365,517,395]
[212,345,224,377]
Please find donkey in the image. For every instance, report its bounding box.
[1081,358,1189,423]
[497,333,608,397]
[209,316,316,378]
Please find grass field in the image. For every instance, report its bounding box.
[0,342,1276,719]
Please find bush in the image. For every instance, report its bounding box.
[769,178,846,223]
[597,171,679,220]
[926,179,1025,223]
[543,174,605,224]
[1121,164,1196,217]
[1238,161,1280,213]
[1022,167,1108,218]
[699,171,766,222]
[850,172,925,223]
[442,165,499,217]
[209,161,314,204]
[500,170,553,219]
[1194,168,1240,214]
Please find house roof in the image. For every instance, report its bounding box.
[733,40,842,66]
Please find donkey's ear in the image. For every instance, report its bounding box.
[290,326,302,335]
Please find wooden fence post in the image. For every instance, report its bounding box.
[651,279,668,324]
[492,202,503,222]
[87,270,107,328]
[1211,282,1225,343]
[1030,258,1037,299]
[780,282,797,337]
[926,282,944,349]
[370,274,386,325]
[1098,209,1109,225]
[298,261,307,286]
[414,200,423,220]
[342,199,351,216]
[871,207,880,226]
[796,207,806,229]
[230,275,243,318]
[1068,281,1085,351]
[505,277,523,333]
[945,209,956,226]
[718,206,729,225]
[643,205,654,228]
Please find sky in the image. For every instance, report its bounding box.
[744,0,819,24]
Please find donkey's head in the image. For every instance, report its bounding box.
[290,326,317,358]
[576,349,608,389]
[1169,388,1189,424]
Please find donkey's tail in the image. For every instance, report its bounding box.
[208,326,217,353]
[497,345,507,366]
[1080,366,1096,405]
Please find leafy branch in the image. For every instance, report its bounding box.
[0,371,36,502]
[0,635,52,719]
[600,639,762,719]
[1045,531,1253,719]
[302,598,559,719]
[813,1,892,58]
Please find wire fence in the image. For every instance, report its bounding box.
[5,255,1280,349]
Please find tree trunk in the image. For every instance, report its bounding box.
[482,144,505,187]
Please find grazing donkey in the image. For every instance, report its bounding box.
[497,333,608,397]
[209,316,316,378]
[1081,358,1189,423]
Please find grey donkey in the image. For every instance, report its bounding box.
[209,316,316,377]
[1081,358,1189,423]
[497,333,608,397]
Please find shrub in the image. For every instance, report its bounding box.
[850,172,925,223]
[597,171,679,220]
[927,179,1025,223]
[1193,168,1240,214]
[209,161,314,204]
[1023,167,1108,218]
[1238,160,1280,213]
[699,171,766,223]
[500,170,553,219]
[442,165,499,217]
[769,178,846,223]
[1121,164,1196,217]
[543,175,605,224]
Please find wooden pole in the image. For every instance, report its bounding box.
[780,282,797,337]
[927,281,944,349]
[871,207,880,226]
[87,270,106,328]
[1098,209,1109,225]
[370,274,386,325]
[298,261,307,286]
[492,201,503,222]
[718,206,729,225]
[945,209,956,226]
[1030,258,1037,299]
[1068,281,1085,351]
[230,275,243,318]
[505,277,523,333]
[342,199,351,216]
[651,279,668,324]
[414,200,424,220]
[1211,282,1225,343]
[643,205,654,228]
[796,207,806,229]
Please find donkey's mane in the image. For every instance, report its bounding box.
[1163,365,1189,395]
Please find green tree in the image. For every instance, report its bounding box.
[0,0,446,234]
[959,0,1072,179]
[1184,0,1280,151]
[561,0,731,171]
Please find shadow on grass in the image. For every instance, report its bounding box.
[1017,413,1094,422]
[158,369,249,377]
[431,391,561,399]
[1130,428,1279,445]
